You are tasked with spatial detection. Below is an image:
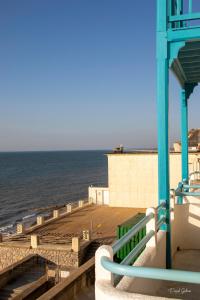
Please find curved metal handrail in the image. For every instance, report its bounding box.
[101,256,200,284]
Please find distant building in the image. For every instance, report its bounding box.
[174,129,200,152]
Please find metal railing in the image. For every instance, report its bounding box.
[169,0,200,29]
[112,213,154,255]
[100,203,168,284]
[100,199,200,285]
[175,172,200,198]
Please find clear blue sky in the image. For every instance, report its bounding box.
[0,0,199,151]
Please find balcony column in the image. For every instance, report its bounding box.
[157,0,171,269]
[181,88,188,183]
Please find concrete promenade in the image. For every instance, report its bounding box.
[32,205,145,242]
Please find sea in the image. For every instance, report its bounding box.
[0,150,108,234]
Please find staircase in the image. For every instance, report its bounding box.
[0,266,47,300]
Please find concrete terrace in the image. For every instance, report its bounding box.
[31,205,145,243]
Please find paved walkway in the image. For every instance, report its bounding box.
[32,205,145,242]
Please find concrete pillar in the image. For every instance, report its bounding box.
[37,216,44,226]
[146,207,157,247]
[78,200,84,208]
[66,204,72,213]
[53,209,60,218]
[71,237,80,252]
[31,235,39,249]
[82,230,91,241]
[17,223,25,234]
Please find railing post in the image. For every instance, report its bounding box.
[79,200,84,208]
[66,204,72,213]
[189,0,193,14]
[53,209,60,218]
[71,237,80,252]
[31,235,39,249]
[37,216,44,226]
[17,223,25,234]
[146,208,157,247]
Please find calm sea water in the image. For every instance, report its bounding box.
[0,150,108,233]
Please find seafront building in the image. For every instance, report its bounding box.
[89,150,200,208]
[95,1,200,299]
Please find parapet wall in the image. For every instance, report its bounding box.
[0,240,90,271]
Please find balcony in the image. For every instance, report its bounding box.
[95,183,200,299]
[168,1,200,86]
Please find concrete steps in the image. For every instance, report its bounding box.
[0,266,46,300]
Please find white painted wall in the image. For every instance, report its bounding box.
[88,186,109,205]
[95,231,166,300]
[171,196,200,256]
[107,152,200,208]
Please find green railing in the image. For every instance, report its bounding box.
[115,213,146,263]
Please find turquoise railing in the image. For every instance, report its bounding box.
[101,258,200,284]
[101,203,169,283]
[169,0,200,28]
[175,172,200,198]
[101,200,200,285]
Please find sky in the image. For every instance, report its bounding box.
[0,0,200,151]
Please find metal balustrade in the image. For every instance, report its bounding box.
[169,0,200,28]
[175,171,200,198]
[100,200,200,285]
[100,203,167,284]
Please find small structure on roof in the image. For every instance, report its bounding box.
[174,129,200,152]
[113,144,124,153]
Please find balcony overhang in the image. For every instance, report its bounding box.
[171,40,200,87]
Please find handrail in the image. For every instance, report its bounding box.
[176,190,200,197]
[112,213,154,255]
[156,216,166,230]
[101,256,200,284]
[183,184,200,190]
[156,201,166,211]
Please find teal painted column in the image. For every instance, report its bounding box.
[157,0,171,269]
[181,89,188,183]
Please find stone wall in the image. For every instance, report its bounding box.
[37,257,95,300]
[0,245,80,271]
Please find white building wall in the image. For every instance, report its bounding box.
[107,152,200,208]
